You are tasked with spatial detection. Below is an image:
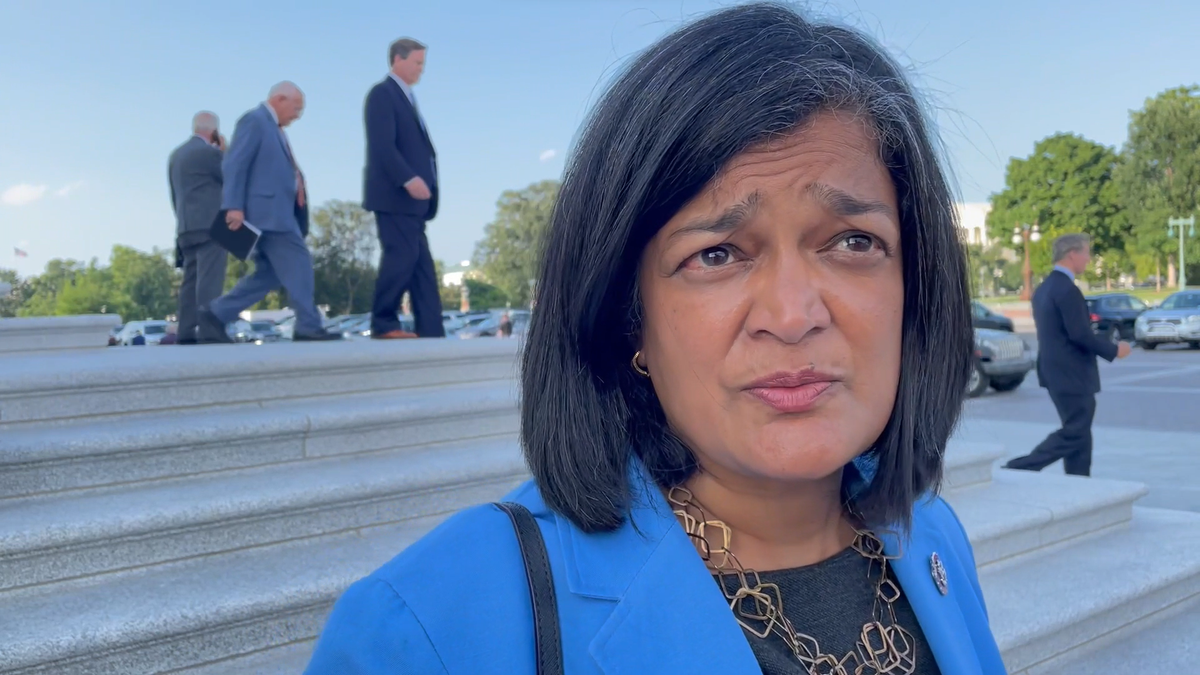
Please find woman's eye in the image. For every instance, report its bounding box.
[838,233,879,253]
[694,246,734,267]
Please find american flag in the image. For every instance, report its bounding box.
[13,247,27,258]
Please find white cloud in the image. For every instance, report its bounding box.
[1,183,48,206]
[55,180,86,198]
[539,149,557,162]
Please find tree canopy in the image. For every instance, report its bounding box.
[473,180,558,307]
[986,133,1126,281]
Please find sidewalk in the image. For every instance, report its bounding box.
[953,418,1200,513]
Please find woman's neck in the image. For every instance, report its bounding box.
[678,467,855,572]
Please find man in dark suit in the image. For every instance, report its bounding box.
[1004,233,1131,476]
[201,81,340,343]
[363,37,445,339]
[169,111,227,344]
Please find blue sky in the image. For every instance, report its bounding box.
[1,0,1197,278]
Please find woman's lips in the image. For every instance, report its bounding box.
[746,381,835,413]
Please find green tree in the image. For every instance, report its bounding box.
[55,264,135,318]
[473,180,558,307]
[0,269,22,317]
[16,259,85,317]
[1113,86,1200,288]
[965,244,1021,297]
[108,245,176,319]
[986,133,1127,286]
[463,277,509,311]
[309,200,378,315]
[435,259,461,309]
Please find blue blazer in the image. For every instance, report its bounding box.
[362,77,439,219]
[305,462,1007,674]
[222,104,301,234]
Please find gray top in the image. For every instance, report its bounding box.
[720,545,942,675]
[168,135,223,244]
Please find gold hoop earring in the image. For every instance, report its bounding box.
[631,351,650,377]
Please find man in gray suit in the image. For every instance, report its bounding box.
[201,81,340,342]
[169,111,228,344]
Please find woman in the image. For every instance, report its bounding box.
[305,3,1005,674]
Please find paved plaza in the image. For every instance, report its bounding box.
[957,340,1200,513]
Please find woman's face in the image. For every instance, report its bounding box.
[638,112,903,490]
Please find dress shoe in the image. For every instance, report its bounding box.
[371,329,419,339]
[294,330,343,342]
[198,308,234,344]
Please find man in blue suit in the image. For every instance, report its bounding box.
[201,81,340,342]
[363,38,445,339]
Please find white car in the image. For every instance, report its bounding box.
[117,320,169,345]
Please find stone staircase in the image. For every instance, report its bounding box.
[0,340,1197,674]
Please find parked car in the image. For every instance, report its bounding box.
[116,320,169,346]
[457,311,530,339]
[107,324,124,346]
[970,301,1014,332]
[1134,290,1200,349]
[968,327,1034,398]
[1086,293,1148,344]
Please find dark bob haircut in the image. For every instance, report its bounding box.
[521,2,973,533]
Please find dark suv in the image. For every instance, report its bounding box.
[1085,293,1148,344]
[970,301,1014,331]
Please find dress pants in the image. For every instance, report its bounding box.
[208,229,324,337]
[1004,390,1097,476]
[177,237,228,342]
[371,211,445,337]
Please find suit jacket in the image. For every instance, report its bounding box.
[304,459,1007,675]
[222,104,303,233]
[362,77,438,219]
[168,136,223,243]
[1033,269,1119,395]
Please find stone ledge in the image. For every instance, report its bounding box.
[0,436,525,590]
[0,315,121,354]
[0,517,442,674]
[949,470,1147,567]
[0,380,519,499]
[984,506,1200,673]
[0,338,521,425]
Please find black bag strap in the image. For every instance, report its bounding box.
[495,502,564,675]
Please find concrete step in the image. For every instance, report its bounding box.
[0,380,519,500]
[0,518,442,675]
[0,436,526,591]
[943,440,1005,491]
[983,506,1200,674]
[948,469,1147,567]
[171,640,315,675]
[0,338,519,426]
[1039,592,1200,675]
[0,315,120,354]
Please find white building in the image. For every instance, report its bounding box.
[955,202,992,247]
[441,260,473,287]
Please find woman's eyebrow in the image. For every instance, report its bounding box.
[805,182,896,219]
[668,191,761,241]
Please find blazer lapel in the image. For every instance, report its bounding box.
[882,506,984,675]
[559,461,758,674]
[385,78,434,153]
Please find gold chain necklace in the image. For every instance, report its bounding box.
[667,486,917,675]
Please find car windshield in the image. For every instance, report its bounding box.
[1130,297,1149,311]
[142,324,166,335]
[1160,293,1200,310]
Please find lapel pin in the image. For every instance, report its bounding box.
[930,552,949,596]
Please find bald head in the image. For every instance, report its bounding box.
[192,111,219,135]
[266,81,305,127]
